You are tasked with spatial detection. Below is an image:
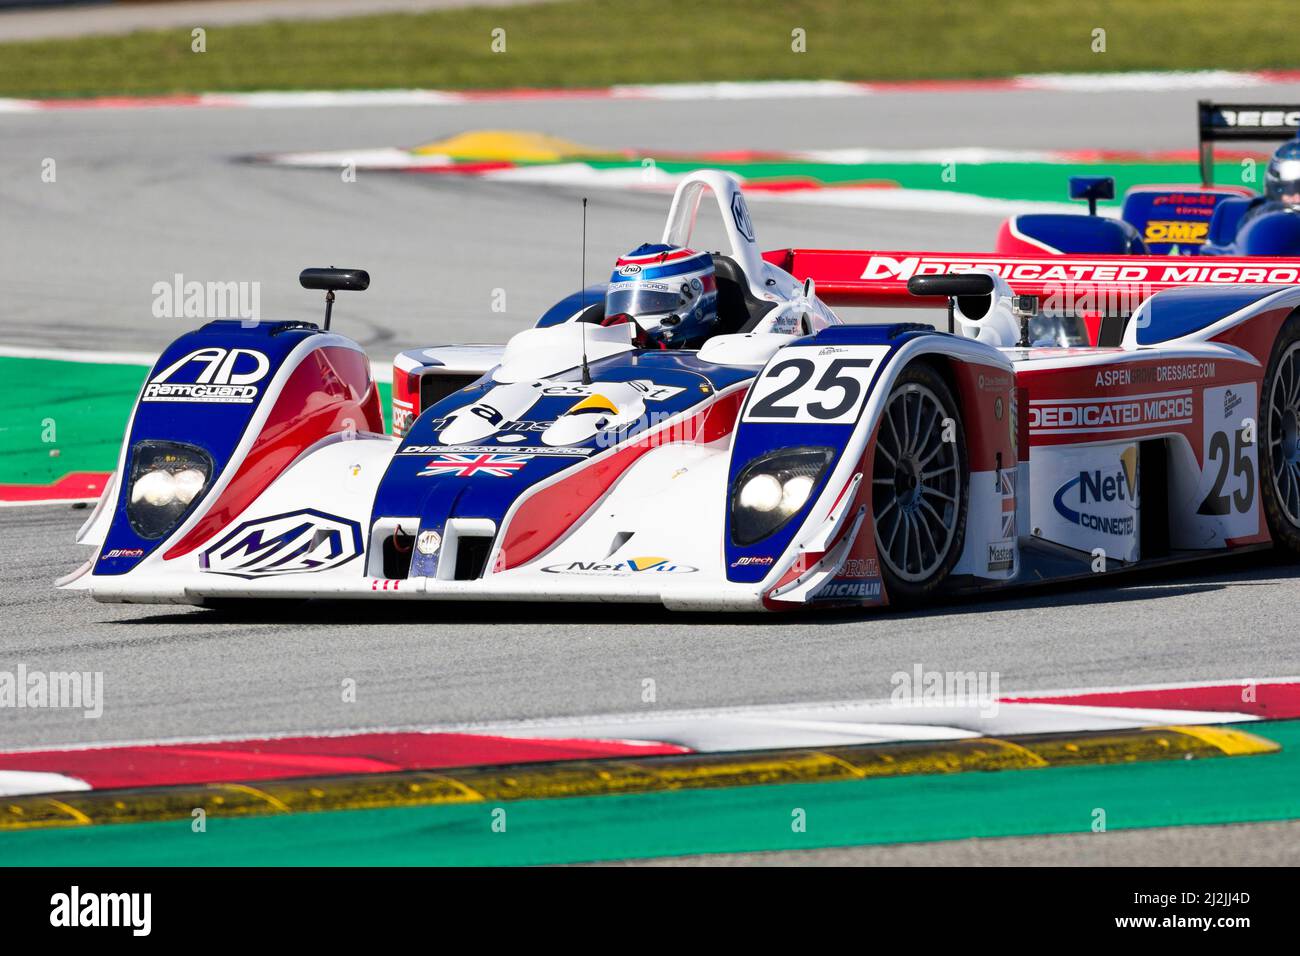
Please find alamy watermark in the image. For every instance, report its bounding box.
[890,663,1000,717]
[0,664,103,718]
[152,273,260,322]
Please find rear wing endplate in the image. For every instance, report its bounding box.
[1197,100,1300,187]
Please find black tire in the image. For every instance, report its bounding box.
[870,362,970,603]
[1261,312,1300,555]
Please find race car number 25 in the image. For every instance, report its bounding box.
[743,346,888,425]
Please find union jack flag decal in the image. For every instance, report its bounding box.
[1000,468,1017,539]
[418,453,533,478]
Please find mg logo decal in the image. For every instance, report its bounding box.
[731,191,755,243]
[200,509,363,578]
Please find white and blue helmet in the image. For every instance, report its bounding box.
[1265,139,1300,207]
[604,243,719,349]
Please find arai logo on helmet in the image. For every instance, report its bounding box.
[541,556,698,575]
[618,263,642,276]
[142,347,271,405]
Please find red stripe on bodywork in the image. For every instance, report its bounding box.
[165,346,383,559]
[1002,680,1300,719]
[0,732,690,791]
[500,388,745,569]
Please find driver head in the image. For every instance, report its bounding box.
[1265,139,1300,208]
[603,243,718,349]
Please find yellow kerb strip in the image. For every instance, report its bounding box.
[0,725,1278,832]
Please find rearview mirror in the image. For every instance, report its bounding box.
[299,267,370,292]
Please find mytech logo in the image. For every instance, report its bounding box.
[102,548,144,559]
[200,509,363,578]
[1052,448,1138,536]
[142,347,270,405]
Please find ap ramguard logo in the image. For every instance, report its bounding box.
[1053,446,1138,536]
[541,556,698,575]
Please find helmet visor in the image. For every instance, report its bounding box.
[1270,159,1300,202]
[605,281,686,321]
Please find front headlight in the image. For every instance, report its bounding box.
[126,441,213,539]
[730,447,834,545]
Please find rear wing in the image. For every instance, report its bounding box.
[1197,100,1300,186]
[763,248,1300,312]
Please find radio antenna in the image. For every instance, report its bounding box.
[579,197,593,385]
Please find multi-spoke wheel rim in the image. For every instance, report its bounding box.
[871,383,961,583]
[1269,342,1300,526]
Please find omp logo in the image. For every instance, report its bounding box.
[1053,447,1138,536]
[541,556,697,575]
[142,347,270,405]
[1143,221,1209,244]
[200,509,363,578]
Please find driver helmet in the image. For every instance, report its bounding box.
[603,243,718,349]
[1264,139,1300,207]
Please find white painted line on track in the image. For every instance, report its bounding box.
[3,71,1299,113]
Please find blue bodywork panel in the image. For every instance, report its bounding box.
[1133,285,1283,345]
[722,325,934,583]
[95,321,319,575]
[371,350,755,577]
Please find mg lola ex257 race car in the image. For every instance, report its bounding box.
[62,171,1300,612]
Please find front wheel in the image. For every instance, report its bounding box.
[870,363,969,603]
[1262,313,1300,555]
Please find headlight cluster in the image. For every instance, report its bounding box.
[730,447,834,545]
[126,441,213,539]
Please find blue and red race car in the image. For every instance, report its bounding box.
[998,101,1300,258]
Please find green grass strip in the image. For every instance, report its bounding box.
[0,0,1296,99]
[0,357,391,488]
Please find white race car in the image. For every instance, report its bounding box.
[62,171,1300,611]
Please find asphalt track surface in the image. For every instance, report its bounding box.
[4,85,1300,862]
